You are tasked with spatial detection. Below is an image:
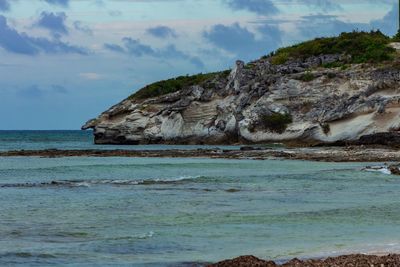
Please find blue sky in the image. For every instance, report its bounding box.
[0,0,398,129]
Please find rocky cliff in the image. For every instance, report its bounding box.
[82,32,400,145]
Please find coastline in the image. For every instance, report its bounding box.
[208,254,400,267]
[1,146,400,162]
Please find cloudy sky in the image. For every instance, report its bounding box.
[0,0,398,129]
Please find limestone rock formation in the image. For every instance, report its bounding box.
[82,53,400,145]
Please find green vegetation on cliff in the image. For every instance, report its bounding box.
[271,31,396,65]
[129,31,398,101]
[261,113,293,134]
[129,71,229,100]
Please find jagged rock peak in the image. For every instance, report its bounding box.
[83,32,400,145]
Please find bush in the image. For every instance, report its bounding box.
[271,52,289,65]
[244,63,256,69]
[322,62,344,68]
[261,113,293,134]
[271,31,395,65]
[321,123,331,135]
[392,30,400,42]
[327,72,336,79]
[298,72,315,82]
[129,72,227,100]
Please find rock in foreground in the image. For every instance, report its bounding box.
[209,254,400,267]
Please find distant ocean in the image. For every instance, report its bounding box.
[0,131,400,266]
[0,130,239,151]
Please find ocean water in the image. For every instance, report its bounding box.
[0,130,240,151]
[0,132,400,266]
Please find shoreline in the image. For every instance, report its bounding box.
[1,146,400,162]
[208,253,400,266]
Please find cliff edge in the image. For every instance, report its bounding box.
[83,31,400,145]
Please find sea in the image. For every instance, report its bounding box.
[1,130,400,266]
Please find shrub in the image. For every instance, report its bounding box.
[322,62,344,68]
[271,31,395,65]
[244,63,256,69]
[321,123,331,135]
[271,51,289,65]
[392,30,400,42]
[129,71,225,100]
[298,72,315,82]
[327,72,336,79]
[261,113,293,134]
[221,69,231,77]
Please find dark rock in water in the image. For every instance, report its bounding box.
[2,146,400,163]
[240,146,265,151]
[225,188,240,193]
[209,254,400,267]
[357,132,400,147]
[389,164,400,175]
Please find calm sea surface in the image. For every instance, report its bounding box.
[0,130,240,151]
[0,131,399,266]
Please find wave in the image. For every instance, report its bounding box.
[362,165,392,175]
[0,176,206,188]
[107,231,155,241]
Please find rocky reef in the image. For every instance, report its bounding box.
[83,32,400,145]
[208,254,400,267]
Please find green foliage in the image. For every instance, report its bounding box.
[271,31,395,65]
[298,72,315,82]
[244,63,256,69]
[321,123,331,135]
[261,113,293,134]
[129,31,398,101]
[322,62,344,68]
[392,30,400,42]
[221,69,231,77]
[327,72,337,79]
[129,72,223,100]
[271,51,289,65]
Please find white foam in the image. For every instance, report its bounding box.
[363,166,391,175]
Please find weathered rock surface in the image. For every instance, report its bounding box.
[82,54,400,145]
[209,254,400,267]
[3,146,400,162]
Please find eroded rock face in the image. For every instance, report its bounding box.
[82,55,400,145]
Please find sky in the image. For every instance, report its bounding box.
[0,0,398,130]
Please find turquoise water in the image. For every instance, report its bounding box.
[0,131,239,151]
[0,132,400,266]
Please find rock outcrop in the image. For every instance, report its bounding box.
[208,254,400,267]
[82,54,400,145]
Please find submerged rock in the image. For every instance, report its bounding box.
[389,164,400,175]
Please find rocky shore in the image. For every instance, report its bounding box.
[82,33,400,147]
[1,146,400,162]
[209,254,400,267]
